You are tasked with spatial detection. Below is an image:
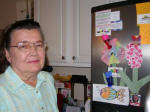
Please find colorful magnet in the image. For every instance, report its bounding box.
[108,67,123,77]
[131,35,141,45]
[101,35,112,49]
[129,93,141,106]
[132,35,141,41]
[105,71,113,87]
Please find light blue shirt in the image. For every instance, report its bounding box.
[0,66,59,112]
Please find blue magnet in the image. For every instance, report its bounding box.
[105,71,113,87]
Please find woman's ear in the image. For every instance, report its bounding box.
[5,49,11,63]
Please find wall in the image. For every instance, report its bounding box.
[0,0,17,29]
[0,0,33,30]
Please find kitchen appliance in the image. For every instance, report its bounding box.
[91,0,150,111]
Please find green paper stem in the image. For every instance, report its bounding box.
[138,74,150,90]
[119,68,126,86]
[119,79,125,86]
[133,68,138,82]
[113,77,117,85]
[112,64,117,85]
[119,69,137,93]
[119,69,150,94]
[103,72,107,84]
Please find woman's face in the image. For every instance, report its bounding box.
[5,29,45,75]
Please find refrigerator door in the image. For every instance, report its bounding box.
[91,1,150,112]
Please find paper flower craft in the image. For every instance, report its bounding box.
[126,43,143,68]
[101,38,125,65]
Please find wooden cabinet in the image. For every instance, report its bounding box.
[34,0,125,67]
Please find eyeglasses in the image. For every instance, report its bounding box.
[9,41,46,52]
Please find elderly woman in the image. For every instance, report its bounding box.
[0,19,58,112]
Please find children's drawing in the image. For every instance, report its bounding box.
[93,84,129,106]
[100,87,125,102]
[101,36,125,66]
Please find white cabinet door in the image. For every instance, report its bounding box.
[34,0,110,67]
[72,0,110,67]
[72,0,91,67]
[34,0,69,66]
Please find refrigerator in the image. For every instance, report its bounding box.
[91,0,150,112]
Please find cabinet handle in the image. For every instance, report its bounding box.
[62,56,65,60]
[72,56,76,60]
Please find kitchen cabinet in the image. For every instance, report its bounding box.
[34,0,90,67]
[34,0,67,66]
[34,0,125,67]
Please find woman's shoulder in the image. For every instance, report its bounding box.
[0,73,6,85]
[39,71,54,82]
[0,75,7,98]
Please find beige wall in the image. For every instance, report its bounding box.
[0,0,17,29]
[0,0,33,29]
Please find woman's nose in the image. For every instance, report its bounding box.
[29,44,38,54]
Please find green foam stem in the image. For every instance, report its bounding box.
[113,77,117,85]
[133,68,138,82]
[103,73,107,85]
